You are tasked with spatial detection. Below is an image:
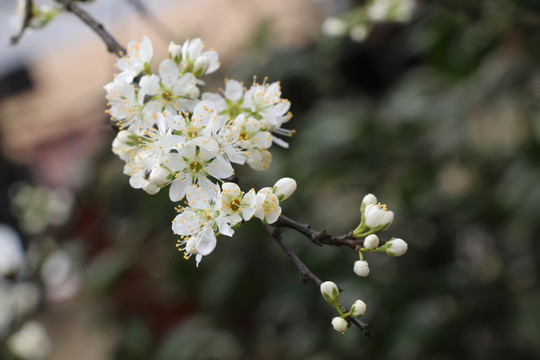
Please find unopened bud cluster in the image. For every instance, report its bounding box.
[320,281,366,334]
[351,194,408,278]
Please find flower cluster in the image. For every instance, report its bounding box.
[106,37,295,265]
[321,0,416,42]
[351,193,408,277]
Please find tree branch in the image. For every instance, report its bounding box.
[10,0,33,45]
[263,223,373,338]
[275,214,361,249]
[55,0,126,55]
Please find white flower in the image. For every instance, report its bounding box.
[353,260,370,277]
[139,59,200,113]
[112,130,139,161]
[320,281,339,304]
[168,41,182,60]
[364,202,394,229]
[273,177,297,201]
[254,187,281,224]
[0,224,25,279]
[246,148,272,171]
[331,317,348,333]
[172,185,232,266]
[7,321,52,360]
[230,114,273,150]
[104,77,147,133]
[363,234,379,250]
[115,36,153,82]
[386,238,408,257]
[350,300,367,317]
[123,110,184,194]
[219,183,257,225]
[167,141,234,201]
[202,79,244,115]
[180,38,220,77]
[243,81,292,132]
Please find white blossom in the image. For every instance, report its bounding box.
[115,36,153,83]
[180,38,220,77]
[364,202,394,229]
[254,187,281,224]
[105,78,147,133]
[172,185,232,266]
[220,183,257,225]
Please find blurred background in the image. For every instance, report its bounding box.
[1,0,540,359]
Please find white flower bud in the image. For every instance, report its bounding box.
[168,41,182,59]
[320,281,339,304]
[331,317,348,333]
[273,177,297,201]
[117,130,135,144]
[7,321,52,360]
[362,193,377,206]
[363,234,379,250]
[149,167,170,186]
[321,17,347,37]
[350,300,367,317]
[193,56,210,77]
[386,238,408,257]
[142,181,160,195]
[353,260,370,277]
[350,25,368,42]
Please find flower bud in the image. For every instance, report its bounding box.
[193,56,210,77]
[331,317,348,333]
[350,300,366,317]
[149,167,170,186]
[363,234,379,250]
[117,130,134,144]
[362,193,377,206]
[273,177,297,201]
[386,238,408,257]
[320,281,339,305]
[353,260,370,277]
[142,181,160,195]
[168,41,182,60]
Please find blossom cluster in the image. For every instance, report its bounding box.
[106,37,295,265]
[321,0,416,42]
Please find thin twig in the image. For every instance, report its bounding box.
[275,215,361,249]
[55,0,126,55]
[10,0,33,45]
[263,223,373,338]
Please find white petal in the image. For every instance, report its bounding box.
[169,177,191,201]
[139,75,161,96]
[172,210,201,236]
[129,173,145,189]
[215,216,234,237]
[224,79,244,101]
[195,227,216,256]
[186,185,210,209]
[206,156,234,179]
[158,59,180,87]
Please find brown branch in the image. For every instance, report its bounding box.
[10,0,33,45]
[55,0,125,55]
[263,223,373,338]
[275,214,361,249]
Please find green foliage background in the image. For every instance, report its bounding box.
[77,0,540,358]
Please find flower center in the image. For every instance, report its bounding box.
[189,161,203,173]
[162,89,174,103]
[230,199,241,212]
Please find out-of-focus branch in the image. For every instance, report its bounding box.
[125,0,177,43]
[275,214,362,249]
[263,223,373,338]
[55,0,126,55]
[10,0,33,45]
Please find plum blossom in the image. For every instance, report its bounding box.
[254,187,281,224]
[115,36,153,83]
